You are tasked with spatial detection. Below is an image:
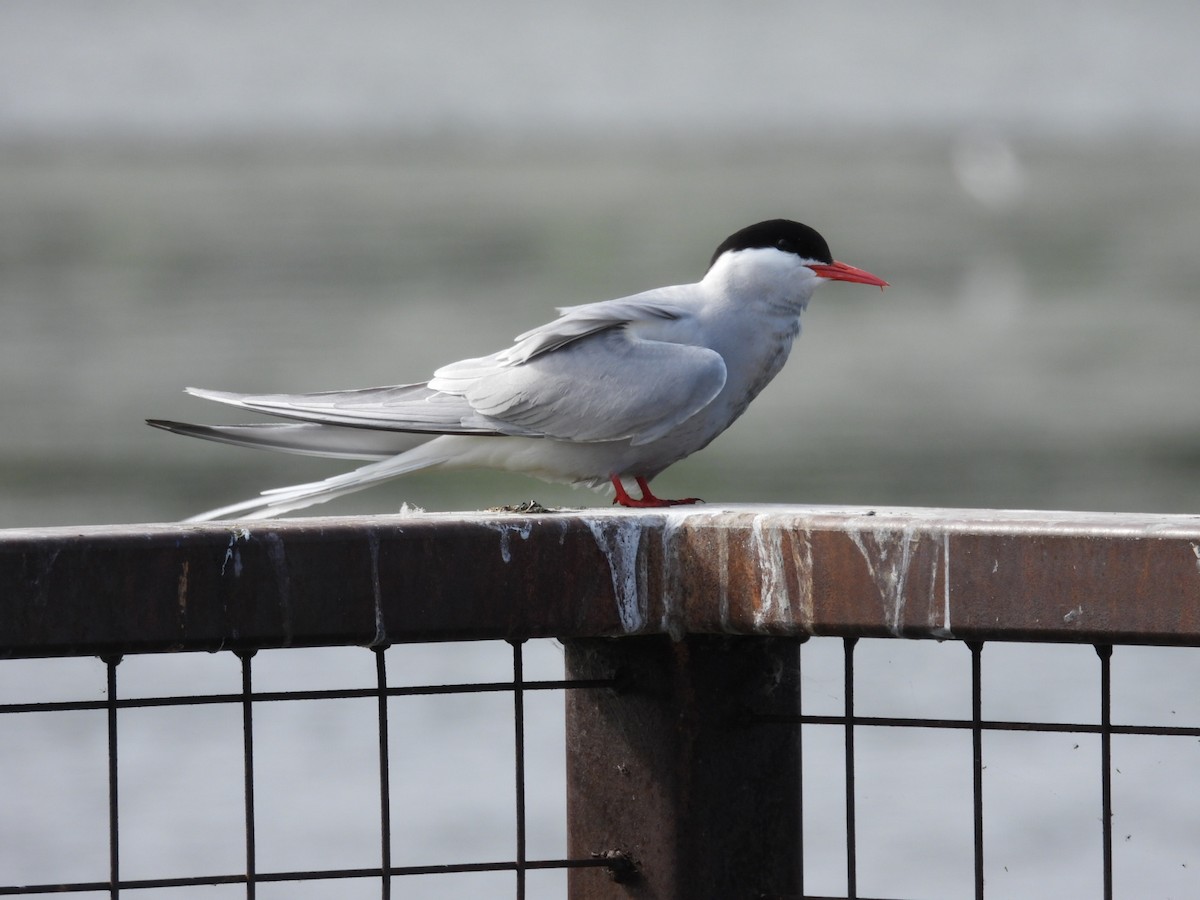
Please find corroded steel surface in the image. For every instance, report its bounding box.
[565,635,804,899]
[2,505,1199,657]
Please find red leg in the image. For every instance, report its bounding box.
[637,477,701,507]
[610,475,701,508]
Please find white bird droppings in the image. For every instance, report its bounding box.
[585,516,648,632]
[748,513,813,628]
[849,526,917,637]
[939,532,953,638]
[750,514,787,626]
[657,514,689,641]
[221,526,250,577]
[366,529,387,647]
[489,520,534,564]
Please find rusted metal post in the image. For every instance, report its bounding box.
[565,635,803,899]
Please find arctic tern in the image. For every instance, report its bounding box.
[149,219,887,520]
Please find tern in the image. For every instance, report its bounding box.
[149,219,887,520]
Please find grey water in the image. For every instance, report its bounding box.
[4,138,1199,527]
[2,2,1200,897]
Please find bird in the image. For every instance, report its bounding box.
[149,219,887,521]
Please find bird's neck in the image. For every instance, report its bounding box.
[703,259,816,316]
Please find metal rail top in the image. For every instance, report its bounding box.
[3,505,1199,657]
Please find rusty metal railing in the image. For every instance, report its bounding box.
[3,505,1199,898]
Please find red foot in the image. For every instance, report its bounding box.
[611,475,702,508]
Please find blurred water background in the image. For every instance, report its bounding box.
[2,2,1199,897]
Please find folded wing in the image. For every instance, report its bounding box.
[177,289,725,447]
[146,420,424,460]
[182,382,525,435]
[434,328,725,445]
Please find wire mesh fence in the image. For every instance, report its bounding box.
[768,637,1200,899]
[3,507,1199,898]
[5,636,1197,898]
[0,640,627,898]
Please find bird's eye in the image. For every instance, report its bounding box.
[776,238,792,251]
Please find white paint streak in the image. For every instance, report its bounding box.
[221,526,250,577]
[928,532,953,639]
[657,515,688,641]
[942,532,952,635]
[751,513,789,627]
[489,520,534,563]
[585,517,647,632]
[793,529,814,628]
[850,526,917,637]
[366,529,387,647]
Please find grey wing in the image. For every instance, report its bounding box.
[495,287,694,364]
[146,419,426,459]
[182,382,536,436]
[435,327,728,445]
[180,286,722,445]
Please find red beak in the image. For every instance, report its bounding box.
[807,260,889,289]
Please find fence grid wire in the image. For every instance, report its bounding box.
[747,638,1182,900]
[0,642,624,897]
[3,508,1199,897]
[4,637,1198,898]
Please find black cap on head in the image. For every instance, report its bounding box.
[709,219,832,268]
